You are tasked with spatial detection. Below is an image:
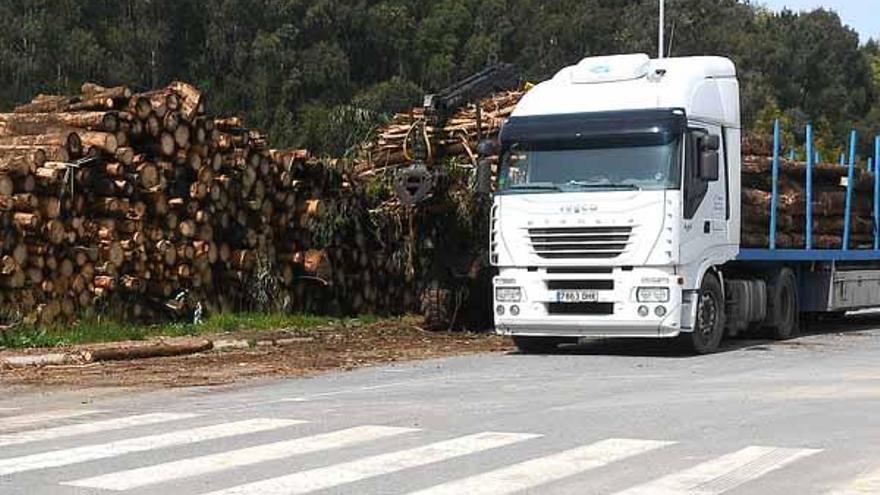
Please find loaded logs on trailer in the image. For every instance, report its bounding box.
[740,137,877,249]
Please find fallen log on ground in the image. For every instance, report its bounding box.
[82,339,214,362]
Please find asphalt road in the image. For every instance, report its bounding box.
[1,317,879,495]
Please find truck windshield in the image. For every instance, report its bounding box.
[498,137,682,193]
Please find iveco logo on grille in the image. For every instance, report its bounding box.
[560,204,599,214]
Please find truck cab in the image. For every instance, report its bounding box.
[491,53,742,353]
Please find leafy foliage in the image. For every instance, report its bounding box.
[0,1,877,155]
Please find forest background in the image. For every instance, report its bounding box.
[2,0,879,158]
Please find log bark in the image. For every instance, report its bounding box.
[0,148,45,175]
[0,112,117,136]
[83,339,213,362]
[0,132,81,156]
[0,145,69,162]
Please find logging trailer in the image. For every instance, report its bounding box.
[487,53,880,353]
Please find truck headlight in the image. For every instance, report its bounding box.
[495,287,522,302]
[637,287,670,303]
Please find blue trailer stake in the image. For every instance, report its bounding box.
[875,136,880,250]
[843,130,857,251]
[806,124,814,249]
[769,120,781,250]
[840,153,846,165]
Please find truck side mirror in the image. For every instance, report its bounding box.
[702,135,721,152]
[699,151,720,181]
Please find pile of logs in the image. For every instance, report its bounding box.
[741,140,876,249]
[0,79,488,326]
[356,90,523,175]
[0,81,329,325]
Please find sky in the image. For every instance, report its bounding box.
[760,0,878,43]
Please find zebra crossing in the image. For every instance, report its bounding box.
[0,408,870,494]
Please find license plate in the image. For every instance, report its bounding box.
[555,290,599,303]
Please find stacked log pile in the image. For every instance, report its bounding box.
[741,138,876,249]
[0,75,485,326]
[0,82,318,325]
[356,90,524,176]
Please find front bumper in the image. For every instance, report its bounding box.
[493,267,686,338]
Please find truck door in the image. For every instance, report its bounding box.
[680,124,728,266]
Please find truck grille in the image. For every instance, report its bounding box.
[528,226,632,259]
[547,280,614,291]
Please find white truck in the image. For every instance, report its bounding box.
[490,53,880,353]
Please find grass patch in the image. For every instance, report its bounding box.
[0,313,379,349]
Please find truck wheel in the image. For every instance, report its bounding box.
[765,268,799,340]
[681,274,725,354]
[512,336,572,354]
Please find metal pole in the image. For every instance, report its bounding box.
[806,124,814,250]
[659,0,665,59]
[843,130,857,251]
[875,136,880,250]
[770,119,781,250]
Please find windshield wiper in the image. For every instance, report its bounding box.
[566,181,640,191]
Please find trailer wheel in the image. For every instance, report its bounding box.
[512,336,573,354]
[765,268,799,340]
[681,274,725,354]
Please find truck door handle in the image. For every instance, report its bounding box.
[704,221,711,234]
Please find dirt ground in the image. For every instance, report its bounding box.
[0,320,512,389]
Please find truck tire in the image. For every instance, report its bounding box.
[765,268,799,340]
[681,274,726,354]
[512,336,573,354]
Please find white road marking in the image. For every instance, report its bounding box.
[0,412,197,448]
[828,466,880,494]
[614,446,821,494]
[202,431,541,495]
[407,438,674,495]
[0,418,302,476]
[63,425,417,491]
[0,409,103,432]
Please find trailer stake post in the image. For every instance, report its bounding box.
[843,130,857,251]
[769,119,781,250]
[875,136,880,250]
[806,123,814,250]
